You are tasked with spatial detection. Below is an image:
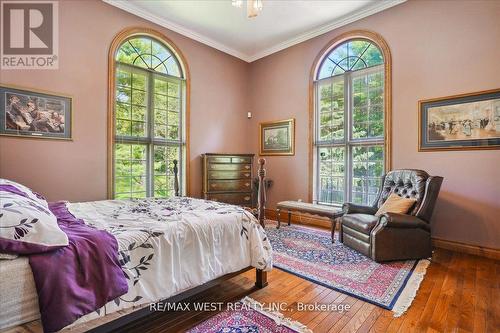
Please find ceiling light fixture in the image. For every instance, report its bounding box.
[232,0,263,18]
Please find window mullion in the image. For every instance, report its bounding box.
[345,71,352,203]
[146,71,154,197]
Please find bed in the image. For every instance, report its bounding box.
[0,159,272,333]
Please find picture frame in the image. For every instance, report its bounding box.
[259,118,295,156]
[0,84,72,140]
[419,88,500,151]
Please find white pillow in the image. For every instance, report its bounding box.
[0,191,68,254]
[0,178,48,208]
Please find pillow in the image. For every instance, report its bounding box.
[0,178,48,208]
[0,190,68,254]
[375,193,416,217]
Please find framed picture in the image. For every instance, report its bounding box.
[419,88,500,151]
[0,84,72,140]
[259,118,295,156]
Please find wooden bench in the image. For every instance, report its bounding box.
[276,201,344,242]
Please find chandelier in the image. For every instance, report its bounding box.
[232,0,263,18]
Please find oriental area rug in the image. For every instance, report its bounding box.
[264,222,430,316]
[187,297,312,333]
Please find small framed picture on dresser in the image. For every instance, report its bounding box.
[259,118,295,156]
[0,84,72,140]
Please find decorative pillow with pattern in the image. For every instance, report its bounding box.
[0,190,68,254]
[0,178,48,208]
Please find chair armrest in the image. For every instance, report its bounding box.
[379,212,429,230]
[342,202,377,215]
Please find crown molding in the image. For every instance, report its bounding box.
[247,0,406,62]
[102,0,252,61]
[103,0,406,63]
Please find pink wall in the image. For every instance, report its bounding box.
[1,0,498,248]
[247,0,500,248]
[0,0,251,202]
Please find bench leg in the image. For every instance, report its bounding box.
[276,208,281,229]
[331,218,337,243]
[288,210,292,226]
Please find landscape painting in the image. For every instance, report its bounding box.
[259,118,295,155]
[419,89,500,151]
[0,85,72,140]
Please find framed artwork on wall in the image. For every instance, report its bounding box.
[259,118,295,156]
[419,88,500,151]
[0,84,72,140]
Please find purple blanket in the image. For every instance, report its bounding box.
[28,202,128,333]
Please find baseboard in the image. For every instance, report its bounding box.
[431,238,500,260]
[264,209,499,260]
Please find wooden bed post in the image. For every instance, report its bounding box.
[257,158,266,228]
[255,269,268,288]
[173,160,180,197]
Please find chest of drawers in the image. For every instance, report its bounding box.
[202,153,254,207]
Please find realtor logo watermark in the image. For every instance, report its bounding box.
[1,0,58,69]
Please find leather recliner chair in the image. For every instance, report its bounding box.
[339,169,443,262]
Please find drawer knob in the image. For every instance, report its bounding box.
[211,184,217,188]
[244,165,250,169]
[244,173,250,177]
[244,196,250,201]
[245,183,250,187]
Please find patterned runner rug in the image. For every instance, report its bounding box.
[187,297,312,333]
[265,222,430,316]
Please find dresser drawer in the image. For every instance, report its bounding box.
[208,170,251,180]
[208,179,251,192]
[231,156,252,164]
[208,156,232,164]
[207,193,252,205]
[209,163,251,171]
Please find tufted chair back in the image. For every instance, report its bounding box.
[374,169,443,223]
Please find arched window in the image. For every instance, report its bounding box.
[109,30,188,199]
[312,32,391,206]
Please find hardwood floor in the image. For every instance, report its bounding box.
[8,249,499,333]
[99,248,500,332]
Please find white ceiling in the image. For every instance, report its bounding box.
[103,0,405,62]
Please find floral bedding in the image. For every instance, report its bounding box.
[65,196,272,328]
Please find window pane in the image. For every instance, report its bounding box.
[114,144,147,198]
[117,69,131,87]
[116,119,131,136]
[154,79,168,93]
[117,87,131,104]
[155,109,167,125]
[318,79,344,141]
[116,102,130,120]
[352,70,384,140]
[132,73,146,91]
[318,147,345,205]
[168,82,180,97]
[154,94,167,109]
[351,145,384,205]
[131,121,146,137]
[153,145,180,198]
[167,97,179,111]
[132,90,147,106]
[132,105,146,122]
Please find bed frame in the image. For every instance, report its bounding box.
[88,158,269,333]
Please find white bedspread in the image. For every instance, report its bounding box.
[65,197,272,327]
